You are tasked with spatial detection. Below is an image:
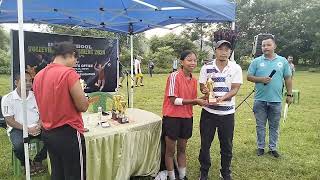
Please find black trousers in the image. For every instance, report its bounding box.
[42,125,86,180]
[198,109,234,177]
[9,128,47,166]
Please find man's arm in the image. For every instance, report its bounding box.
[284,76,293,104]
[217,83,241,102]
[5,116,40,135]
[5,116,23,130]
[70,79,89,112]
[169,96,208,106]
[247,75,271,84]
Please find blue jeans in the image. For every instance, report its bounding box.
[10,128,47,166]
[253,100,282,151]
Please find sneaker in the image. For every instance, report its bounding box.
[30,164,38,175]
[269,150,280,158]
[220,173,232,180]
[257,148,264,156]
[33,161,46,173]
[180,176,188,180]
[140,84,144,86]
[135,85,139,87]
[199,172,208,180]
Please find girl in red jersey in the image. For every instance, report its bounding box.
[162,50,208,180]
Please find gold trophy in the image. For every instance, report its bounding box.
[206,76,216,103]
[112,94,128,123]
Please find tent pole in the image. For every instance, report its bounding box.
[230,21,236,62]
[130,34,134,108]
[17,0,31,179]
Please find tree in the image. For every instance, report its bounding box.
[181,23,217,51]
[0,27,10,74]
[149,33,196,58]
[235,0,320,65]
[148,33,197,69]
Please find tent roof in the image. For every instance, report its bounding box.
[0,0,236,34]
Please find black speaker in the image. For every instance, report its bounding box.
[252,33,274,58]
[0,96,7,129]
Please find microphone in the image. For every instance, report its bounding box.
[264,69,276,85]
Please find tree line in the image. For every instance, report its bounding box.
[0,0,319,74]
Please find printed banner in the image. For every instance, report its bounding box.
[11,30,118,92]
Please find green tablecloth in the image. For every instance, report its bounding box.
[83,108,162,180]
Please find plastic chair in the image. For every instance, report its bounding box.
[12,138,42,177]
[292,89,300,104]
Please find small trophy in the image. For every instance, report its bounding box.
[80,79,87,90]
[112,94,129,123]
[206,76,216,103]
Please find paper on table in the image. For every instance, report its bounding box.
[283,103,288,122]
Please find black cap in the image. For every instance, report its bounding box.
[215,40,232,49]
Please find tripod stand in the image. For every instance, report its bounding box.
[118,59,135,106]
[236,89,255,110]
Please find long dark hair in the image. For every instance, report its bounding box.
[52,41,79,59]
[180,50,196,60]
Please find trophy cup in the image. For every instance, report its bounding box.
[80,79,87,90]
[206,75,216,103]
[112,94,128,123]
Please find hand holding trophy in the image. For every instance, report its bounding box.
[206,75,216,103]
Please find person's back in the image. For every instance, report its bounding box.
[33,42,89,180]
[34,63,84,132]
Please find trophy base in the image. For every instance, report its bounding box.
[112,111,129,124]
[118,116,129,124]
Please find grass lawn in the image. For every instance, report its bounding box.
[0,71,319,180]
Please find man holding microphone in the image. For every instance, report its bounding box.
[247,35,293,158]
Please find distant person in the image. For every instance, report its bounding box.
[148,59,155,77]
[172,59,179,72]
[162,50,208,180]
[134,57,144,87]
[35,53,48,73]
[1,72,47,174]
[247,35,292,158]
[33,42,89,180]
[287,55,295,76]
[118,61,125,88]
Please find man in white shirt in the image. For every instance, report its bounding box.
[172,59,178,72]
[198,40,243,180]
[1,72,47,173]
[134,56,144,87]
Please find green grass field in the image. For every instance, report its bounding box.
[0,71,319,180]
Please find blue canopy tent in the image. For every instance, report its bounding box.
[0,0,236,179]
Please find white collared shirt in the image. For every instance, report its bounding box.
[1,89,39,134]
[134,59,141,74]
[199,59,243,115]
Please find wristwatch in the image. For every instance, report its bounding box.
[287,94,293,97]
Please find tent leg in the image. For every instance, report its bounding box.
[130,34,134,108]
[230,22,236,62]
[17,0,31,179]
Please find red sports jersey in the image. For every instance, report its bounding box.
[162,69,197,118]
[33,63,84,133]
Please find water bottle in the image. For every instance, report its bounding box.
[97,106,102,123]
